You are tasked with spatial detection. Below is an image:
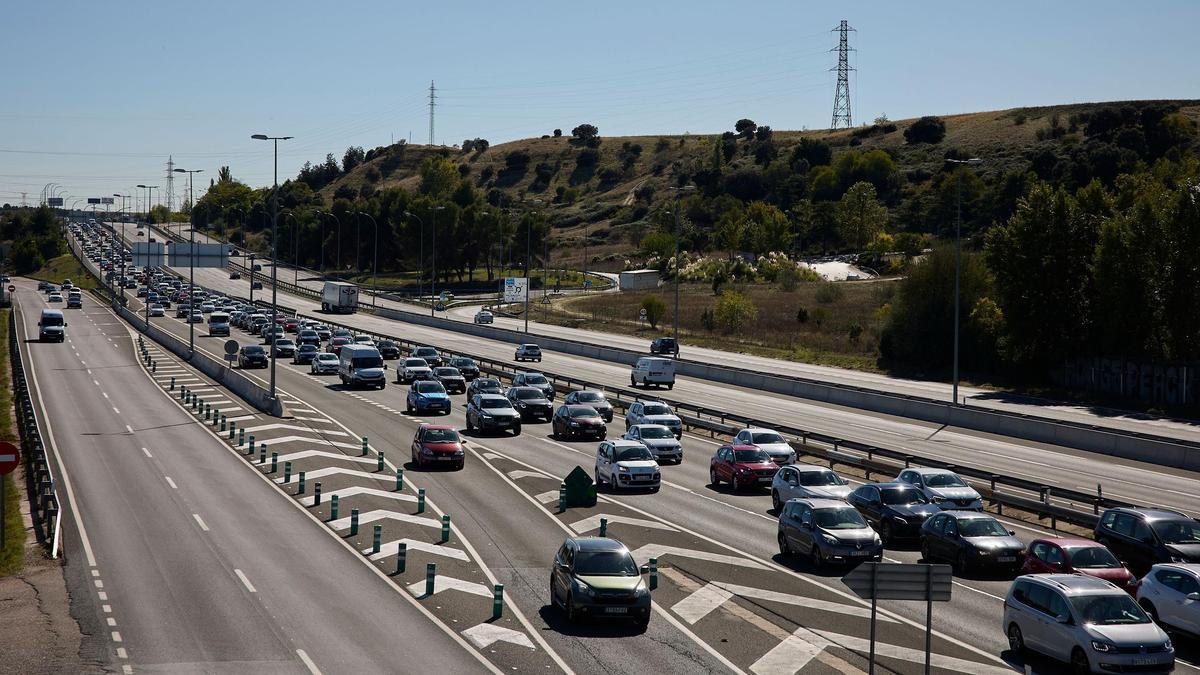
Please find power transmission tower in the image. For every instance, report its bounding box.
[428,80,437,146]
[166,156,175,212]
[830,20,855,130]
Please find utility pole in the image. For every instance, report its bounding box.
[945,158,983,406]
[830,20,855,130]
[428,80,437,146]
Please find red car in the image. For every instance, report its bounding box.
[1021,537,1138,594]
[329,336,352,355]
[410,424,465,470]
[709,444,779,492]
[284,318,299,332]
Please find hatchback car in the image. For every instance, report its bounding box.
[709,444,778,492]
[48,293,63,303]
[271,339,296,358]
[447,356,479,380]
[733,428,796,465]
[1095,507,1200,574]
[474,309,494,324]
[353,334,375,347]
[297,329,321,347]
[622,424,682,463]
[506,386,553,421]
[1004,574,1174,675]
[512,371,555,401]
[921,511,1024,574]
[467,377,503,398]
[777,498,883,569]
[896,468,983,511]
[407,380,450,415]
[377,340,401,359]
[292,343,320,365]
[432,366,467,394]
[771,465,852,510]
[411,346,443,367]
[310,352,339,374]
[1021,538,1138,594]
[595,440,660,492]
[846,482,940,543]
[328,336,352,355]
[148,303,164,317]
[563,390,613,422]
[550,537,651,627]
[515,343,542,362]
[238,345,268,369]
[624,399,682,438]
[465,394,522,435]
[410,424,465,470]
[1136,563,1200,638]
[553,405,607,440]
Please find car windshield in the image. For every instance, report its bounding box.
[332,338,350,345]
[404,359,427,367]
[569,406,598,418]
[733,449,771,463]
[351,356,383,368]
[243,346,264,354]
[616,446,653,462]
[379,341,395,348]
[1070,594,1150,625]
[42,316,64,326]
[575,391,604,402]
[317,354,337,361]
[752,432,785,444]
[642,404,670,416]
[924,473,967,488]
[451,358,473,367]
[574,551,638,577]
[638,427,674,439]
[514,389,543,400]
[880,487,928,505]
[415,382,445,394]
[299,345,317,352]
[435,368,459,377]
[958,518,1009,538]
[415,348,437,356]
[814,507,868,530]
[275,340,294,347]
[798,470,843,486]
[1065,546,1122,569]
[422,429,460,443]
[1151,519,1200,544]
[475,379,500,389]
[524,374,548,385]
[480,398,510,409]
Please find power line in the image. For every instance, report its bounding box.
[830,20,855,130]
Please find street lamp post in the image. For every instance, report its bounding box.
[404,211,424,304]
[317,211,340,278]
[944,157,983,406]
[430,206,445,316]
[354,212,380,307]
[669,185,696,355]
[171,168,203,353]
[251,133,293,403]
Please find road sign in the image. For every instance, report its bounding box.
[224,340,239,356]
[132,242,165,267]
[168,242,227,268]
[841,562,951,675]
[639,308,647,320]
[0,441,20,475]
[87,198,101,204]
[47,197,64,207]
[100,197,114,205]
[503,277,528,303]
[7,286,14,293]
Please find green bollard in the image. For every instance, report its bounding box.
[269,452,278,473]
[599,517,608,538]
[377,451,385,472]
[170,377,175,391]
[425,563,436,596]
[152,361,157,373]
[283,461,292,483]
[239,428,246,447]
[649,557,658,590]
[558,482,567,513]
[205,404,212,421]
[492,584,504,620]
[440,515,451,543]
[372,524,382,554]
[259,443,267,464]
[417,488,426,514]
[313,482,322,505]
[192,396,199,412]
[329,495,339,521]
[361,436,368,456]
[220,416,226,432]
[212,410,219,427]
[394,468,404,492]
[228,421,235,440]
[349,508,359,536]
[298,471,306,494]
[248,435,256,455]
[395,542,407,574]
[179,386,186,400]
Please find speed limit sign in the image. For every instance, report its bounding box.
[639,308,647,320]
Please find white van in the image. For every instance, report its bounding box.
[39,309,67,342]
[338,344,387,390]
[631,357,675,389]
[208,312,231,337]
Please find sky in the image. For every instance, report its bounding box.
[2,0,1197,208]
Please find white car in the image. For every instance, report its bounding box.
[148,304,165,317]
[770,465,852,511]
[48,293,64,303]
[515,343,542,362]
[733,428,796,465]
[624,399,682,438]
[310,352,339,375]
[622,424,683,463]
[1137,563,1200,638]
[895,467,983,510]
[474,309,494,324]
[200,302,215,313]
[594,440,660,492]
[400,357,433,383]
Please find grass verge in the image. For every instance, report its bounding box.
[34,253,96,291]
[0,307,23,575]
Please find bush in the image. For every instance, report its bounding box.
[576,148,600,168]
[815,282,843,304]
[778,264,802,291]
[640,294,667,329]
[904,116,947,144]
[364,167,381,183]
[795,307,809,323]
[712,291,758,332]
[505,150,531,169]
[810,306,829,328]
[571,124,599,142]
[848,323,864,343]
[553,128,562,137]
[700,307,716,331]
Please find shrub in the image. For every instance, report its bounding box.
[904,116,947,144]
[795,307,809,323]
[571,124,599,142]
[848,323,864,343]
[700,307,716,331]
[505,150,531,169]
[815,282,843,304]
[640,294,667,329]
[364,167,381,183]
[576,148,600,168]
[778,264,802,291]
[713,291,758,332]
[553,128,562,137]
[810,307,829,328]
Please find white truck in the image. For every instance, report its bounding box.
[321,281,358,314]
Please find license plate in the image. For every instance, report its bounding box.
[759,477,773,483]
[437,456,455,461]
[603,606,628,614]
[850,550,874,556]
[997,556,1016,563]
[1133,659,1162,666]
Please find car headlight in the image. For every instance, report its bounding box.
[479,410,492,418]
[822,533,839,545]
[618,466,630,473]
[930,496,946,503]
[517,402,527,408]
[569,421,580,427]
[575,580,596,598]
[1164,638,1172,652]
[873,534,882,545]
[1090,640,1115,653]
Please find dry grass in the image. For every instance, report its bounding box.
[34,254,96,291]
[0,308,22,575]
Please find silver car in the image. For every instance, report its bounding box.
[622,424,682,464]
[624,400,682,438]
[896,467,983,511]
[1005,574,1174,674]
[771,465,852,511]
[1136,563,1200,638]
[310,352,339,375]
[733,427,796,465]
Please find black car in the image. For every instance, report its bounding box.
[412,346,443,367]
[297,329,321,347]
[238,345,268,369]
[846,482,940,543]
[1095,507,1200,574]
[506,386,553,421]
[378,340,402,360]
[649,337,678,355]
[777,498,883,569]
[467,377,503,398]
[563,390,614,423]
[465,394,521,435]
[920,511,1024,574]
[432,366,467,394]
[292,343,320,365]
[230,272,241,279]
[553,405,607,440]
[448,356,479,380]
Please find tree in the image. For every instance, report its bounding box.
[571,124,599,142]
[473,138,489,153]
[713,291,758,332]
[461,139,475,153]
[419,157,460,197]
[342,146,366,173]
[792,138,832,168]
[640,294,667,329]
[755,125,773,142]
[713,204,745,259]
[553,128,562,137]
[734,119,757,140]
[904,116,947,144]
[217,166,234,183]
[742,201,792,254]
[836,182,888,249]
[640,231,675,261]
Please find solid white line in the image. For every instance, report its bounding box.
[192,513,210,531]
[124,424,133,433]
[165,476,177,489]
[141,447,152,458]
[102,392,110,399]
[234,568,257,593]
[112,407,120,414]
[296,649,321,675]
[116,647,127,659]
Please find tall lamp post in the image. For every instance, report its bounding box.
[430,206,445,316]
[944,157,983,406]
[137,184,158,226]
[251,133,293,402]
[668,185,696,355]
[354,212,380,307]
[404,211,424,304]
[171,168,203,353]
[317,211,339,277]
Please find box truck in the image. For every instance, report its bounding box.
[322,281,358,314]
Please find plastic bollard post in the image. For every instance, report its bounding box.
[248,435,256,455]
[220,416,227,432]
[649,557,658,590]
[372,524,382,554]
[492,584,504,620]
[297,471,306,494]
[599,517,608,538]
[394,468,404,492]
[395,542,407,574]
[440,515,450,543]
[376,452,384,472]
[349,508,359,536]
[558,483,567,513]
[425,563,436,596]
[170,377,175,391]
[417,488,426,514]
[259,443,267,464]
[361,436,368,456]
[239,428,246,447]
[313,481,321,505]
[283,461,292,483]
[269,451,278,473]
[228,421,236,440]
[330,495,339,521]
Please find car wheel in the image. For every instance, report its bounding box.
[709,468,720,487]
[810,545,823,570]
[406,402,413,413]
[565,592,577,623]
[771,490,782,512]
[921,540,932,562]
[1070,647,1090,675]
[630,376,637,387]
[512,424,521,436]
[1140,599,1160,625]
[778,532,791,557]
[880,522,893,545]
[731,474,741,492]
[1006,623,1025,654]
[635,612,649,629]
[466,416,474,431]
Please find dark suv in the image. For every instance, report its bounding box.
[1095,507,1200,574]
[649,337,678,355]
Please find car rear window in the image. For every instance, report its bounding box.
[642,404,670,415]
[480,398,509,409]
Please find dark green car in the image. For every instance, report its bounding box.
[550,537,651,627]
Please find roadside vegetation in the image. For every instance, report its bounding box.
[33,253,96,291]
[0,307,23,576]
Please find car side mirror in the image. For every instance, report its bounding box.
[1187,592,1200,601]
[1009,530,1016,536]
[1056,614,1071,625]
[639,563,650,574]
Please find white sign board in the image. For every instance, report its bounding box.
[168,242,228,268]
[132,242,165,267]
[503,277,528,304]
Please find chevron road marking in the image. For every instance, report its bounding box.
[672,581,897,625]
[241,423,348,436]
[569,513,677,534]
[461,624,535,650]
[306,486,416,507]
[408,575,493,598]
[628,544,768,570]
[364,538,469,562]
[329,509,439,531]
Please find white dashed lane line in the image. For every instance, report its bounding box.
[234,569,257,593]
[165,476,177,489]
[192,514,210,532]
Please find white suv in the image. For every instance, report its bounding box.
[594,440,660,493]
[733,427,796,465]
[1137,563,1200,638]
[1004,574,1174,674]
[624,399,682,438]
[515,343,542,362]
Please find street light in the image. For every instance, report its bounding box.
[169,169,202,353]
[251,133,293,403]
[174,168,203,243]
[430,206,445,316]
[137,184,158,226]
[669,185,696,355]
[354,212,380,307]
[404,211,424,304]
[944,157,983,406]
[316,211,339,277]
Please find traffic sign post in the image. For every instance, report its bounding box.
[842,562,952,675]
[0,442,20,550]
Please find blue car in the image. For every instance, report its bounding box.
[407,380,451,415]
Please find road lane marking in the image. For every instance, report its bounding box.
[112,407,120,414]
[111,631,122,642]
[296,649,321,675]
[141,447,152,458]
[102,392,110,399]
[124,424,133,433]
[116,647,127,659]
[165,476,177,489]
[106,617,116,627]
[365,538,468,562]
[408,575,492,598]
[461,624,535,650]
[192,513,210,531]
[234,568,257,593]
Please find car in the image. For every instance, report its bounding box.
[625,399,682,438]
[48,293,63,303]
[1004,574,1175,675]
[262,326,285,343]
[331,328,353,339]
[338,344,387,390]
[229,272,241,279]
[467,377,503,398]
[189,311,205,323]
[777,498,883,568]
[846,482,940,544]
[200,302,215,313]
[1020,538,1137,593]
[137,286,149,297]
[310,352,339,374]
[411,346,443,368]
[353,334,375,347]
[399,357,433,383]
[43,284,58,295]
[292,343,320,365]
[733,427,796,465]
[515,343,542,362]
[175,303,192,318]
[506,386,553,421]
[284,318,300,333]
[622,424,681,463]
[564,390,613,422]
[148,303,164,317]
[407,380,450,415]
[432,366,467,394]
[37,281,52,292]
[921,511,1024,574]
[251,281,263,290]
[297,329,321,347]
[410,424,465,470]
[1136,563,1200,638]
[630,356,675,389]
[895,468,983,511]
[649,336,678,355]
[550,537,651,627]
[328,336,352,355]
[1095,507,1200,574]
[709,444,779,492]
[314,325,332,341]
[377,340,401,360]
[771,465,853,510]
[447,356,479,380]
[67,294,83,309]
[511,371,554,401]
[238,345,268,369]
[465,394,522,435]
[38,309,66,342]
[553,405,607,440]
[595,440,660,492]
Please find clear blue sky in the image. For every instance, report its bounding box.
[2,0,1196,208]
